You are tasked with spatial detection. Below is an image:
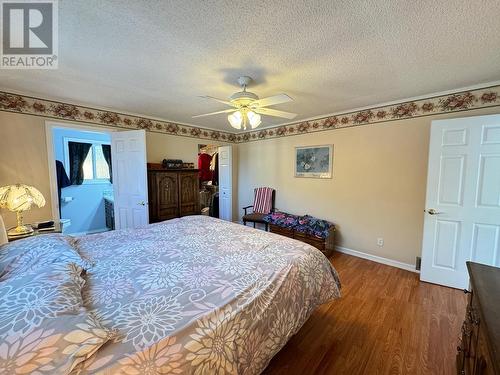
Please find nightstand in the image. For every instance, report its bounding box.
[8,221,64,242]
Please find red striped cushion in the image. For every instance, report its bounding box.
[253,187,274,214]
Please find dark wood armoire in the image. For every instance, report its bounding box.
[147,165,200,223]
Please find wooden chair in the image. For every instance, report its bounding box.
[242,187,275,231]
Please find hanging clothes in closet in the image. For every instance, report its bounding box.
[198,152,213,182]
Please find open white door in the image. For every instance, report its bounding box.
[420,115,500,289]
[111,130,149,229]
[218,145,233,221]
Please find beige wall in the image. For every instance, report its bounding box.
[0,111,228,228]
[237,107,500,265]
[0,112,53,228]
[146,131,225,164]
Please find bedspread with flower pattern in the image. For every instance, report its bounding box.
[71,215,341,374]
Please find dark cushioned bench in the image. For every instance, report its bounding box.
[264,212,336,257]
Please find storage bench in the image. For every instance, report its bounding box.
[268,219,335,257]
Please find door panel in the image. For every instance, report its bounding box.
[471,223,500,266]
[157,172,179,220]
[476,154,500,207]
[432,220,460,269]
[179,173,198,216]
[421,115,500,289]
[114,148,126,197]
[132,208,144,228]
[442,128,468,146]
[438,155,465,206]
[118,207,128,229]
[481,124,500,144]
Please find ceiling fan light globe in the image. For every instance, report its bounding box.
[250,118,262,129]
[228,111,242,129]
[247,111,262,129]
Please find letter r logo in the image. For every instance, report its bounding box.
[2,2,53,54]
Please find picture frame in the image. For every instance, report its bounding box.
[294,145,333,178]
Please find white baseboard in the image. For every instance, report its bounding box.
[335,246,419,273]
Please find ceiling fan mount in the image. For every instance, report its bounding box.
[193,76,297,130]
[229,76,259,106]
[236,75,252,88]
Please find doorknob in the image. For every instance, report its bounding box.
[138,201,147,206]
[425,208,442,215]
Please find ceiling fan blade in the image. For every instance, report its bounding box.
[199,95,235,107]
[254,107,298,119]
[192,108,236,118]
[250,93,293,108]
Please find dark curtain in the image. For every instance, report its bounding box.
[55,160,71,216]
[101,144,112,183]
[69,141,92,185]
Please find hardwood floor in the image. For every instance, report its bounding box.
[264,252,467,375]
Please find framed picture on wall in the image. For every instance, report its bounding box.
[294,145,333,178]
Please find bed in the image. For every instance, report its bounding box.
[0,215,341,374]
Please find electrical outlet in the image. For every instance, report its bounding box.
[377,237,384,247]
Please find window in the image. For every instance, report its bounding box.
[64,137,111,183]
[81,144,110,180]
[94,145,110,179]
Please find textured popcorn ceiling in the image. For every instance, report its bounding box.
[1,0,500,132]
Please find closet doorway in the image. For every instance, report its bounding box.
[198,144,219,218]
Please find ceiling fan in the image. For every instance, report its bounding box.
[193,76,297,130]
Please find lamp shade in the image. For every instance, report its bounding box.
[0,184,46,212]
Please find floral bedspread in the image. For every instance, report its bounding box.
[72,215,341,374]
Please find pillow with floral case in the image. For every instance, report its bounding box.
[0,234,92,281]
[0,262,114,374]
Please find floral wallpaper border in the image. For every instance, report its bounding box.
[0,91,237,142]
[234,85,500,143]
[1,85,499,144]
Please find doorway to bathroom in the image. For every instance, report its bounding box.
[47,124,114,235]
